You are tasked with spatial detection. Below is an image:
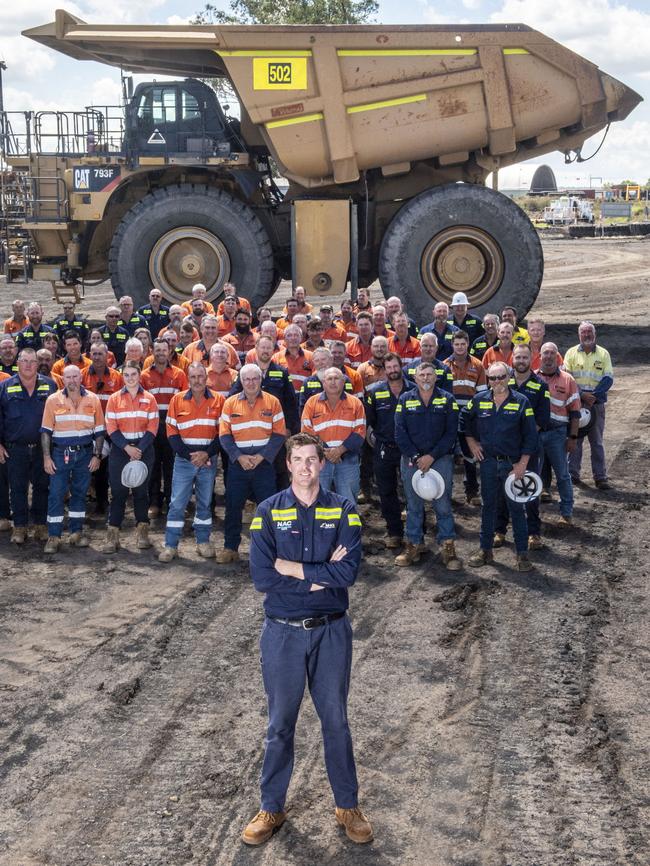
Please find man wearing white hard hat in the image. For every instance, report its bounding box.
[460,361,538,572]
[394,362,461,569]
[447,292,484,345]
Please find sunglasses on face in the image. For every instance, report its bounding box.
[487,374,507,381]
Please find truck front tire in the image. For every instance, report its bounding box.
[378,183,543,324]
[108,184,275,308]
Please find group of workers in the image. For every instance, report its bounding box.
[0,283,612,569]
[0,281,616,848]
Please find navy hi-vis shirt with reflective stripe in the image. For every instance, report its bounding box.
[365,377,413,446]
[249,487,362,619]
[507,373,551,430]
[394,386,459,461]
[0,374,58,444]
[403,358,454,393]
[138,303,170,338]
[458,388,538,459]
[229,361,299,434]
[15,324,54,351]
[447,313,484,345]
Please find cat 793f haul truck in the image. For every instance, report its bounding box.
[0,10,641,320]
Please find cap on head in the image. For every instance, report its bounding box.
[451,292,469,307]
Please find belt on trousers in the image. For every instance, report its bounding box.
[54,443,93,452]
[6,441,39,448]
[268,611,345,630]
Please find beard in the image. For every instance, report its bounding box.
[235,324,250,335]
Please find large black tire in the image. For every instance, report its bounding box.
[378,183,543,325]
[108,184,275,309]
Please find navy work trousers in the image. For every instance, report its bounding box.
[372,442,403,538]
[495,451,541,537]
[259,615,359,812]
[108,445,154,527]
[479,457,529,553]
[6,442,49,526]
[223,459,275,551]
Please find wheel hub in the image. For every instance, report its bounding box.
[420,226,504,306]
[148,226,231,303]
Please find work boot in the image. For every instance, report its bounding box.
[135,523,152,550]
[540,488,553,503]
[441,539,462,570]
[516,553,533,572]
[595,479,611,491]
[44,536,60,554]
[335,806,374,844]
[33,524,48,542]
[0,518,12,532]
[10,526,27,545]
[216,547,239,564]
[384,536,403,549]
[148,505,160,519]
[468,549,494,568]
[241,810,286,846]
[558,515,573,527]
[466,494,482,506]
[528,535,543,551]
[493,532,506,548]
[196,542,214,558]
[415,542,428,555]
[395,543,420,567]
[357,490,368,505]
[158,546,177,563]
[69,531,90,548]
[102,526,120,554]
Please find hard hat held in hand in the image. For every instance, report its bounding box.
[412,468,445,501]
[504,471,543,503]
[577,406,595,438]
[121,459,149,489]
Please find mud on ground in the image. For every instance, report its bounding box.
[0,237,649,865]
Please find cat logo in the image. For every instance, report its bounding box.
[74,168,90,190]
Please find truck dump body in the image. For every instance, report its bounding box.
[25,12,641,189]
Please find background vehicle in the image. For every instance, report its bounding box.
[543,196,595,226]
[0,11,641,319]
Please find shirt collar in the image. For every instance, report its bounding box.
[121,384,144,395]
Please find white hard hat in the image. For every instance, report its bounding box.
[578,406,591,428]
[450,292,469,307]
[504,471,543,503]
[121,459,149,489]
[412,468,445,501]
[367,428,376,448]
[192,283,207,293]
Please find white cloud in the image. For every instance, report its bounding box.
[462,0,482,8]
[0,36,56,80]
[166,14,193,25]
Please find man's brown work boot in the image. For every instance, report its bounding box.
[241,810,286,846]
[216,547,240,564]
[335,806,374,843]
[384,536,402,549]
[395,543,420,567]
[33,524,48,542]
[493,532,506,548]
[10,526,27,545]
[69,531,90,548]
[441,539,462,570]
[158,546,177,563]
[0,518,12,532]
[196,542,214,558]
[468,549,494,568]
[135,523,152,550]
[528,535,543,551]
[516,553,533,572]
[101,526,120,554]
[44,536,60,554]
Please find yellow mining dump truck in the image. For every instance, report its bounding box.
[1,10,641,319]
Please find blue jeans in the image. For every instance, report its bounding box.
[165,455,218,547]
[259,615,358,812]
[401,454,455,545]
[319,455,360,505]
[540,427,574,517]
[46,444,94,537]
[479,457,528,553]
[224,459,276,551]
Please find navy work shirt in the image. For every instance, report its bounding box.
[0,374,59,444]
[100,325,130,365]
[394,386,459,461]
[403,357,454,394]
[15,324,54,352]
[418,321,458,361]
[447,312,484,345]
[250,486,362,619]
[459,388,538,460]
[508,373,551,430]
[138,303,170,338]
[365,377,412,446]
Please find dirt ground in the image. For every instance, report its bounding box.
[0,237,648,866]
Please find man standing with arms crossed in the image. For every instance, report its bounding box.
[243,432,372,846]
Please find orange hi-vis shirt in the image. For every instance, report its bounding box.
[217,297,251,316]
[182,339,239,369]
[144,352,191,375]
[52,354,91,377]
[387,333,421,361]
[482,343,514,370]
[356,360,386,389]
[81,365,123,410]
[216,315,236,339]
[345,336,373,368]
[322,322,347,342]
[531,347,564,371]
[159,324,200,342]
[0,371,10,383]
[222,330,257,356]
[219,391,286,460]
[141,363,188,414]
[84,350,117,369]
[41,387,105,447]
[301,392,366,450]
[335,318,358,340]
[275,316,295,332]
[166,388,224,452]
[206,365,238,397]
[272,347,314,391]
[447,355,488,406]
[4,316,28,335]
[105,386,159,443]
[341,365,364,399]
[535,368,581,425]
[245,344,283,365]
[181,299,215,316]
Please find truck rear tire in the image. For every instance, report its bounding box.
[108,184,275,308]
[378,183,543,324]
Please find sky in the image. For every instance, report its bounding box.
[1,0,649,185]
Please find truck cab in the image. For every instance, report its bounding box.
[125,79,237,159]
